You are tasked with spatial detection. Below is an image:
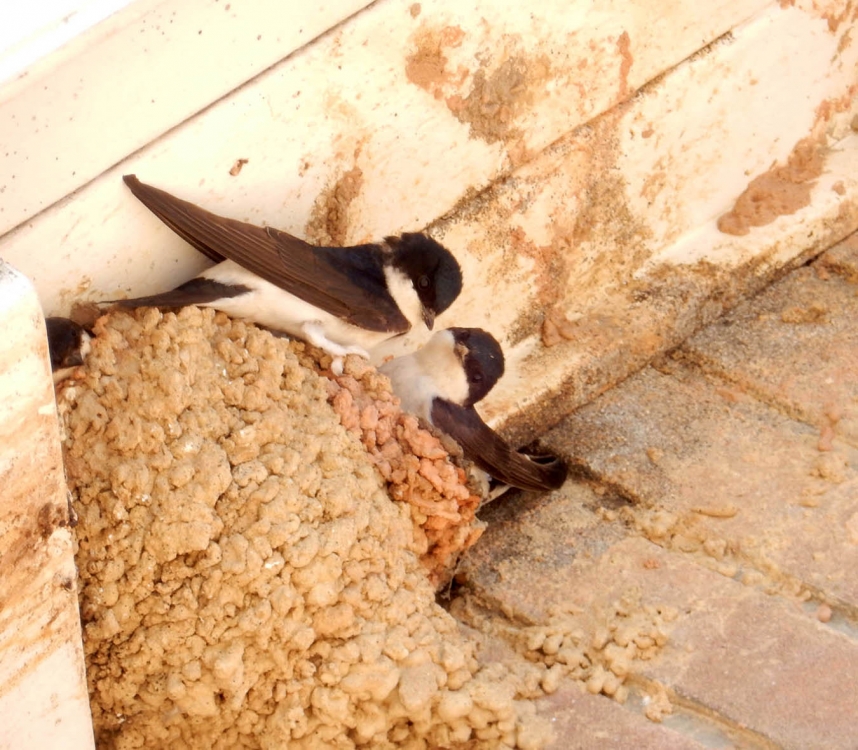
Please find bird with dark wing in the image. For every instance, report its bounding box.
[112,175,463,363]
[380,327,567,492]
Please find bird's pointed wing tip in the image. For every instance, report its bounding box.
[531,455,568,490]
[430,399,568,492]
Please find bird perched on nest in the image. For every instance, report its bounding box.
[112,175,463,367]
[45,317,91,384]
[381,327,567,492]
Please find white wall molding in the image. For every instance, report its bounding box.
[0,261,94,749]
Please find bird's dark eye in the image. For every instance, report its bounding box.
[417,275,431,291]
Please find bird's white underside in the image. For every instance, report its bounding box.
[198,260,426,360]
[379,329,469,421]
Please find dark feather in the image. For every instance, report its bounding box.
[45,317,87,370]
[430,399,567,492]
[111,278,251,309]
[122,175,410,332]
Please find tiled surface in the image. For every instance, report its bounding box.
[541,683,711,750]
[455,233,858,748]
[681,232,858,446]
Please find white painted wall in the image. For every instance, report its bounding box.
[0,0,373,234]
[0,0,136,85]
[2,0,856,419]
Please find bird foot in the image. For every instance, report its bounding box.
[300,323,370,374]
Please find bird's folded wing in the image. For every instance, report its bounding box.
[123,175,409,332]
[430,399,567,492]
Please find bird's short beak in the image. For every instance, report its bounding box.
[422,308,436,330]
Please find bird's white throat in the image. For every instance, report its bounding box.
[380,330,469,420]
[383,265,424,330]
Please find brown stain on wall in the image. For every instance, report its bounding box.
[815,87,858,126]
[719,87,858,238]
[836,25,852,54]
[404,25,466,97]
[433,100,654,349]
[0,380,81,697]
[446,50,552,145]
[490,108,651,347]
[37,500,69,538]
[504,227,574,343]
[570,143,643,251]
[405,25,553,148]
[617,31,634,99]
[717,136,826,237]
[563,114,652,281]
[821,0,856,33]
[541,113,651,346]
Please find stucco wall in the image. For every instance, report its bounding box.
[0,261,94,748]
[1,0,856,432]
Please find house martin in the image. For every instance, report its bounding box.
[45,317,91,384]
[112,175,463,362]
[381,327,567,492]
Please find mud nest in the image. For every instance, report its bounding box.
[59,307,551,749]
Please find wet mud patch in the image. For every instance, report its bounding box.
[718,136,827,237]
[305,165,364,246]
[404,25,467,97]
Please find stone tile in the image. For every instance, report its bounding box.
[461,482,628,622]
[614,540,858,750]
[472,621,713,749]
[460,515,858,750]
[682,233,858,447]
[647,588,858,750]
[539,685,710,750]
[542,364,858,609]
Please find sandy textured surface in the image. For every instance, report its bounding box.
[59,307,551,749]
[320,351,486,588]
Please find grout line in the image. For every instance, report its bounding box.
[623,678,782,750]
[676,346,858,452]
[546,463,858,630]
[452,517,784,750]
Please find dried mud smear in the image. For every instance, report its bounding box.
[537,115,652,347]
[616,31,633,99]
[453,589,675,712]
[305,166,364,246]
[718,136,826,236]
[446,52,552,144]
[405,25,552,145]
[60,308,551,749]
[405,25,466,96]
